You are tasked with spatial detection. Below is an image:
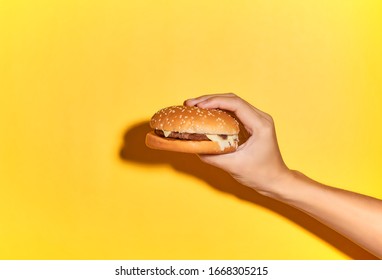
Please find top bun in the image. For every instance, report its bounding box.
[150,106,239,135]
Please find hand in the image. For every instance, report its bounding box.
[184,93,291,196]
[187,93,382,258]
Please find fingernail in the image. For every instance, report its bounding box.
[184,98,196,106]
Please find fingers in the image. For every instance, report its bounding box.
[184,93,236,107]
[185,93,268,134]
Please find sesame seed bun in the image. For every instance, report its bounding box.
[145,105,240,154]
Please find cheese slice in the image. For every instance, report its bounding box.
[163,130,171,137]
[206,134,238,150]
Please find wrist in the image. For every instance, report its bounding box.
[256,169,301,200]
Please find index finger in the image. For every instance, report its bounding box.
[186,94,264,134]
[184,93,236,107]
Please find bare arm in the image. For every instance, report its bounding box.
[185,93,382,259]
[274,171,382,258]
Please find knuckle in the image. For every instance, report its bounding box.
[260,111,274,124]
[233,96,245,106]
[266,114,274,123]
[259,118,274,131]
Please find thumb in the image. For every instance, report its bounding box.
[198,152,236,171]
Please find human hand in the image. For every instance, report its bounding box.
[186,94,382,259]
[184,93,291,196]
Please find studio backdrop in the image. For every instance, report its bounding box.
[1,0,381,259]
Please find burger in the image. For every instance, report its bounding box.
[145,105,240,154]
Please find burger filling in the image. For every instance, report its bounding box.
[155,129,238,150]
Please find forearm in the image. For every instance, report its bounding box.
[267,170,382,259]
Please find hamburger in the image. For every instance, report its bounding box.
[145,105,240,154]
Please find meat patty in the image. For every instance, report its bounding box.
[154,130,228,141]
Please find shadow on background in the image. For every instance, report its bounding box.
[119,121,377,260]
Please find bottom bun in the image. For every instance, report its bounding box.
[145,131,237,154]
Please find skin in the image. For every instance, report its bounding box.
[184,93,382,259]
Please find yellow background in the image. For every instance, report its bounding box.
[1,0,381,259]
